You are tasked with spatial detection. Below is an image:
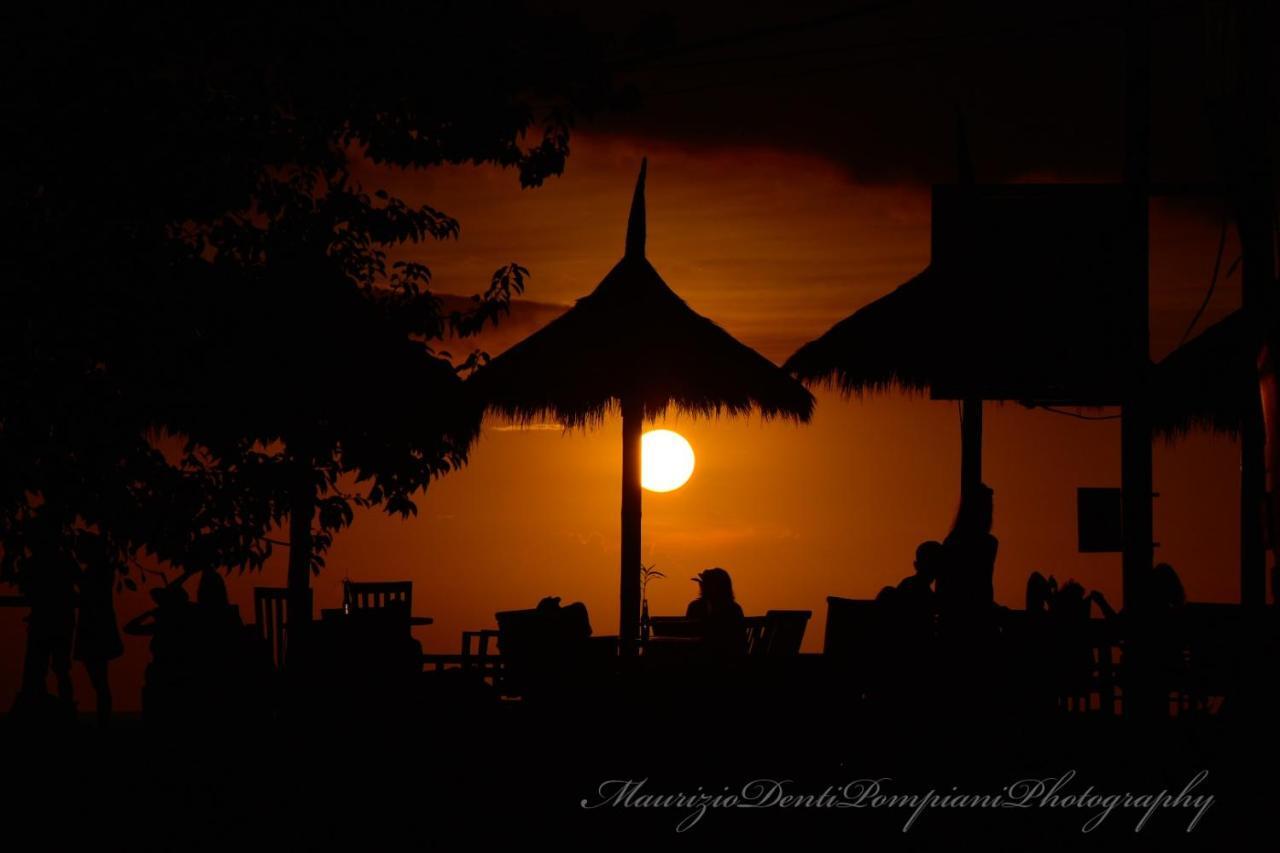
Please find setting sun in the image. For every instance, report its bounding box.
[641,429,695,492]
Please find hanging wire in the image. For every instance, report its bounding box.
[1176,202,1231,348]
[1037,406,1121,421]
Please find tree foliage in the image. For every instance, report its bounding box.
[1,3,625,587]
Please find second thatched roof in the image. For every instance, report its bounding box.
[470,159,814,427]
[784,267,941,395]
[1151,310,1260,438]
[787,184,1142,405]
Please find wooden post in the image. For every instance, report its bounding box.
[955,112,983,500]
[961,398,983,499]
[1227,0,1275,608]
[287,456,316,632]
[1241,398,1267,606]
[619,397,643,655]
[1121,0,1153,613]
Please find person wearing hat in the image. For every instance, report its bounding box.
[685,568,747,658]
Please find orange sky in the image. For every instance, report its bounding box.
[0,132,1246,709]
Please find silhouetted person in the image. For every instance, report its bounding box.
[1051,579,1091,621]
[878,540,941,637]
[686,568,746,657]
[1088,563,1184,620]
[535,595,592,646]
[192,567,244,642]
[1017,571,1062,711]
[1150,562,1186,610]
[129,569,261,725]
[496,596,594,702]
[938,483,998,620]
[1090,562,1187,719]
[1026,571,1057,615]
[898,541,942,604]
[1049,580,1095,711]
[191,568,263,721]
[17,546,79,716]
[126,580,194,724]
[73,541,123,727]
[873,541,944,702]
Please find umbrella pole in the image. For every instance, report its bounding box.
[961,397,983,498]
[286,455,316,630]
[620,397,643,656]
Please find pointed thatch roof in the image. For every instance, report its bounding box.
[785,185,1138,405]
[1151,310,1259,438]
[471,160,814,426]
[784,267,940,395]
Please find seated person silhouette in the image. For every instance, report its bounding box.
[127,569,258,724]
[15,543,79,718]
[877,541,940,643]
[685,568,747,657]
[125,581,194,723]
[1089,562,1185,620]
[496,596,593,700]
[1090,562,1187,719]
[1026,571,1057,616]
[936,484,999,639]
[535,595,592,645]
[74,541,124,727]
[898,541,941,604]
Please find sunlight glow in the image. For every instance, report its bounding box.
[641,429,695,492]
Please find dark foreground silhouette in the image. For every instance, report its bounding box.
[8,494,1275,848]
[5,569,1278,850]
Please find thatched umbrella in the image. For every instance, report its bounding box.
[784,267,942,397]
[471,159,814,652]
[784,180,1137,501]
[1150,310,1257,438]
[1150,308,1275,602]
[783,264,998,503]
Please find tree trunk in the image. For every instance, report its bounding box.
[619,397,643,656]
[1241,395,1267,606]
[286,458,315,639]
[960,397,983,500]
[1121,0,1153,617]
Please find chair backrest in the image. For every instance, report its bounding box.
[495,603,597,697]
[348,581,412,614]
[253,586,296,670]
[753,610,811,657]
[1180,602,1242,699]
[743,616,769,654]
[462,629,500,659]
[461,629,503,684]
[823,596,884,658]
[648,616,703,639]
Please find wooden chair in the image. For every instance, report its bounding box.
[648,616,703,639]
[494,604,595,698]
[823,596,884,659]
[751,610,811,656]
[461,629,503,683]
[1177,603,1239,715]
[345,580,433,627]
[743,616,769,654]
[347,580,412,612]
[1089,618,1122,716]
[463,629,499,659]
[422,629,504,687]
[254,586,309,671]
[823,596,911,699]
